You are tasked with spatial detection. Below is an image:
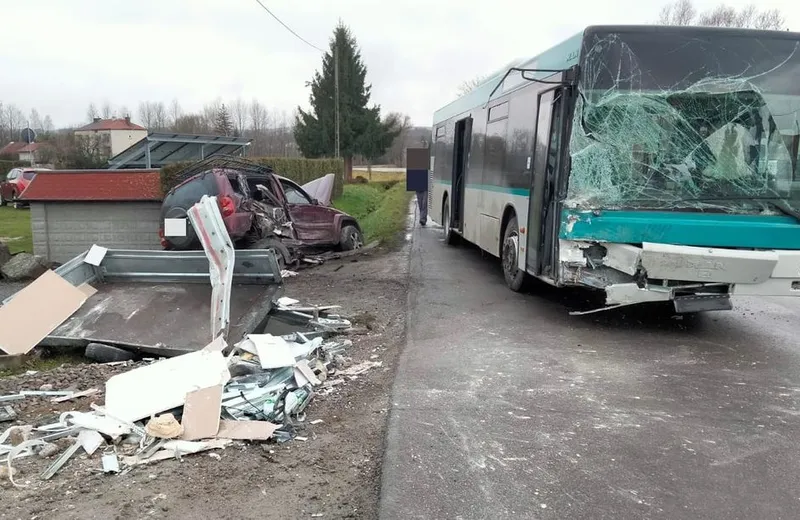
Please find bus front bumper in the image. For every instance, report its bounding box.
[559,240,800,310]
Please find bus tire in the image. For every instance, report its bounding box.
[502,216,526,292]
[443,199,460,246]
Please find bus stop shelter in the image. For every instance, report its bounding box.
[108,132,251,169]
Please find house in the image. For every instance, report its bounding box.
[20,169,163,262]
[74,117,148,157]
[0,141,40,164]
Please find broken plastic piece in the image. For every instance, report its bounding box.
[78,429,104,456]
[102,452,120,473]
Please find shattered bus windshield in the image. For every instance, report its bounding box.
[568,30,800,214]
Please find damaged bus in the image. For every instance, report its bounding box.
[430,25,800,313]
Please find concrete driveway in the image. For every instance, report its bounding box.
[381,222,800,519]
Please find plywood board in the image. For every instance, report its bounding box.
[77,283,98,298]
[181,385,223,441]
[216,420,279,440]
[105,350,231,423]
[0,270,89,355]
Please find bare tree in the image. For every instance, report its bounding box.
[152,102,168,130]
[231,97,248,137]
[6,105,26,140]
[657,1,785,30]
[202,98,223,133]
[101,101,113,119]
[118,105,131,119]
[29,109,43,131]
[657,0,696,25]
[42,115,54,133]
[168,99,182,130]
[86,103,99,122]
[457,75,487,96]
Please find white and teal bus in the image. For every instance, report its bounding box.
[430,25,800,313]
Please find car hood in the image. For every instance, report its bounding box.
[301,174,335,206]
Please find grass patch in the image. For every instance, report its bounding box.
[334,183,411,244]
[0,206,32,253]
[0,353,86,378]
[352,169,406,183]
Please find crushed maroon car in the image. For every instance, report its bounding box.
[159,156,363,264]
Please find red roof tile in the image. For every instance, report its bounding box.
[76,118,147,132]
[0,142,26,155]
[21,170,162,202]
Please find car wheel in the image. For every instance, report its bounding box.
[11,191,20,209]
[443,199,459,246]
[251,237,292,270]
[339,225,363,251]
[85,343,137,363]
[502,216,526,292]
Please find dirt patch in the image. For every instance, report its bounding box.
[0,243,410,519]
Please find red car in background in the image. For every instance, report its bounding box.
[0,167,50,208]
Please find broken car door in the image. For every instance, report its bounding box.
[280,179,337,244]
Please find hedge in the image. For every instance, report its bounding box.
[0,160,27,173]
[160,157,345,199]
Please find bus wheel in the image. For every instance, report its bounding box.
[443,199,459,246]
[502,216,525,292]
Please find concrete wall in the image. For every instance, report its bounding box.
[31,201,162,263]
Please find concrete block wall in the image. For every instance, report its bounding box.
[31,201,162,263]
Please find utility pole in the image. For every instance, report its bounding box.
[334,43,340,159]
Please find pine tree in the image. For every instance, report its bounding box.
[294,22,397,181]
[215,104,234,136]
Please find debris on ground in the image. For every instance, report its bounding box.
[0,296,379,486]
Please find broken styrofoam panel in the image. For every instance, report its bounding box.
[276,297,299,307]
[78,429,104,456]
[0,270,91,356]
[290,337,324,361]
[83,244,108,267]
[182,385,223,441]
[640,242,779,284]
[121,438,232,466]
[249,334,296,369]
[62,411,131,440]
[294,359,321,387]
[105,350,231,423]
[202,335,228,353]
[216,420,279,440]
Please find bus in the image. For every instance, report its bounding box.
[429,25,800,314]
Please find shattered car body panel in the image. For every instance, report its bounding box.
[552,27,800,311]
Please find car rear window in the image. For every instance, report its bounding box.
[164,171,220,207]
[22,171,36,180]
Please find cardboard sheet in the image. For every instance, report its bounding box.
[77,283,98,298]
[249,334,296,369]
[181,385,223,441]
[0,270,90,355]
[216,419,279,440]
[105,350,231,423]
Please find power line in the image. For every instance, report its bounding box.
[252,0,324,53]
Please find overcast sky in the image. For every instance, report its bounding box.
[2,0,799,128]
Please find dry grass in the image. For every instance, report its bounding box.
[352,169,406,183]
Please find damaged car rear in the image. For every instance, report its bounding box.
[159,156,362,264]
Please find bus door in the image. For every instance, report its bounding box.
[451,117,472,233]
[526,87,566,276]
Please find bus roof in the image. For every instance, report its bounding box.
[432,24,800,126]
[432,30,584,125]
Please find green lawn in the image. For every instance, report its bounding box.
[333,183,412,244]
[0,206,32,253]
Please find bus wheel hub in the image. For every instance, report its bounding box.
[503,235,518,274]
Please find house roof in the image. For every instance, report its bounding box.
[21,169,162,202]
[75,118,147,132]
[0,141,40,155]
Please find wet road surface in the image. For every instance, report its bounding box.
[380,222,800,519]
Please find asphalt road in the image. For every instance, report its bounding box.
[380,221,800,520]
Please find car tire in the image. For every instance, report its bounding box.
[10,191,20,209]
[85,343,136,363]
[502,216,526,292]
[251,237,292,270]
[339,225,363,251]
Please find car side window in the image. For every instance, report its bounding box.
[282,180,312,204]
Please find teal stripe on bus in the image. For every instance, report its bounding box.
[433,180,528,197]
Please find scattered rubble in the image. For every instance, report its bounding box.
[0,296,380,486]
